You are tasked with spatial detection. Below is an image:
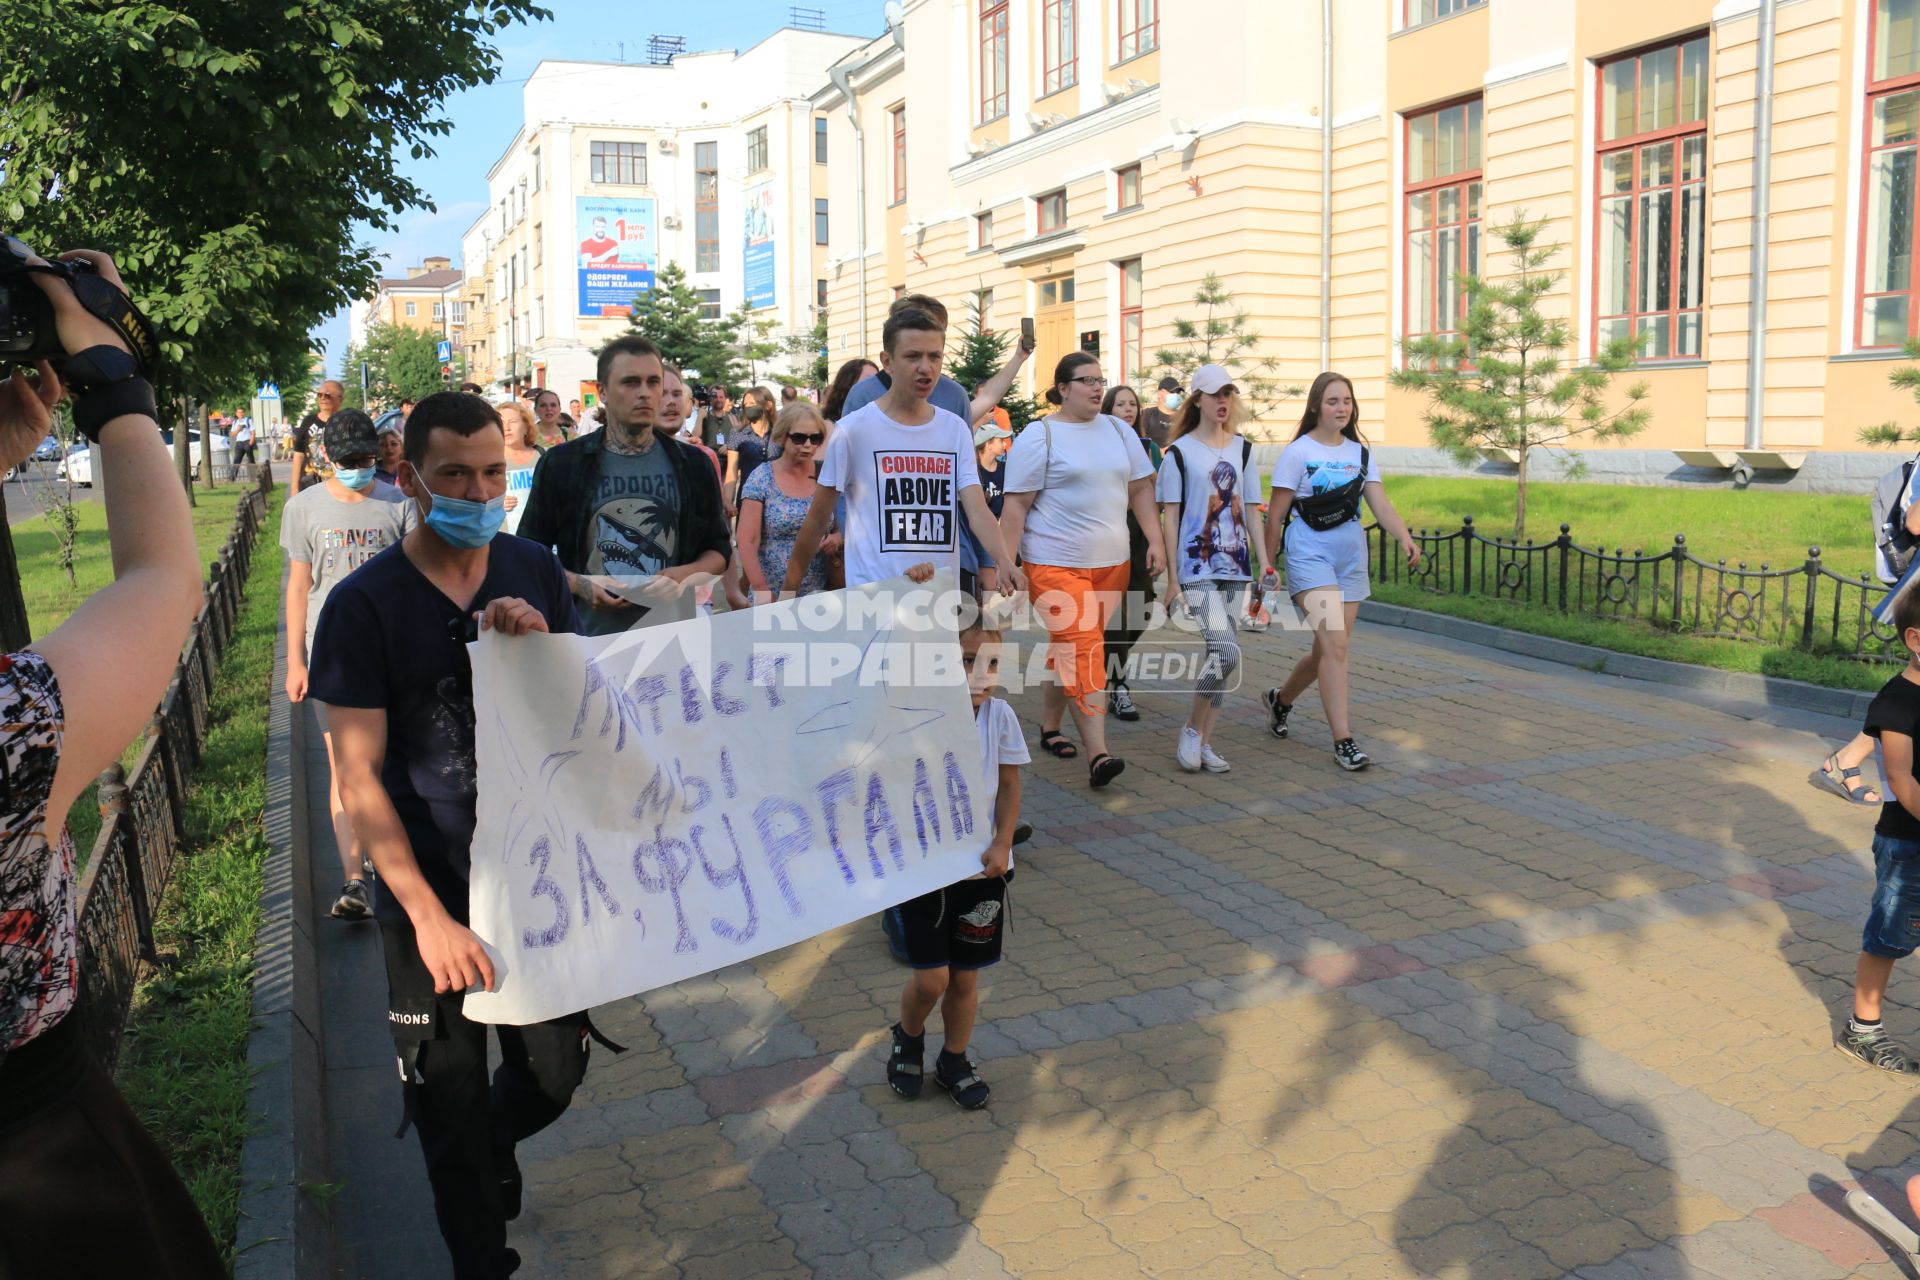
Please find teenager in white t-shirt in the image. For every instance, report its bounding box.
[1000,353,1165,790]
[1156,364,1265,776]
[779,308,1023,597]
[1260,372,1421,772]
[885,622,1026,1111]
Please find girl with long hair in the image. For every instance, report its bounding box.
[823,357,879,422]
[1259,372,1420,771]
[1157,365,1261,772]
[1100,382,1160,720]
[1001,353,1165,788]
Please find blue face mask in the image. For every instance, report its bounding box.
[412,465,506,549]
[1165,393,1184,410]
[334,466,377,492]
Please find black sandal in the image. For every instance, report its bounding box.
[1039,729,1078,759]
[935,1052,990,1110]
[887,1023,924,1099]
[1088,753,1125,789]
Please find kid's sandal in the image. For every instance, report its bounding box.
[887,1023,924,1099]
[936,1052,991,1110]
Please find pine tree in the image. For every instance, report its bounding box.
[1153,273,1299,429]
[1859,342,1920,449]
[945,290,1046,427]
[624,261,744,388]
[1390,212,1651,539]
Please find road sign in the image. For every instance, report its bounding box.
[437,340,452,362]
[256,383,280,401]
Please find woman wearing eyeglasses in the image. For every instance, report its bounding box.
[1001,353,1166,789]
[739,403,839,601]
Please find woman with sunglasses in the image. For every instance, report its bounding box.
[1001,353,1165,788]
[739,403,838,601]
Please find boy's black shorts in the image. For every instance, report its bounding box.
[890,873,1010,971]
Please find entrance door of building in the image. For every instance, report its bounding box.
[1033,273,1077,393]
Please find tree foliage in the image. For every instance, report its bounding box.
[1390,213,1651,539]
[0,0,549,410]
[945,290,1044,427]
[342,322,455,409]
[1859,341,1920,449]
[1152,272,1299,430]
[623,261,746,389]
[783,316,829,389]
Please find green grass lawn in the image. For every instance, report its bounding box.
[113,493,281,1269]
[17,482,258,638]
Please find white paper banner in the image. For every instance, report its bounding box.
[463,572,987,1024]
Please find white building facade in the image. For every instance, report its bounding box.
[460,28,868,403]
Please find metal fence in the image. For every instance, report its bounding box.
[1362,516,1904,665]
[74,467,274,1069]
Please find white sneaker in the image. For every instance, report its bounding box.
[1176,726,1204,772]
[1200,743,1231,773]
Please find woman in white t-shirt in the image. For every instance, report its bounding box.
[1259,372,1420,772]
[1157,364,1264,775]
[1001,353,1166,789]
[497,399,543,536]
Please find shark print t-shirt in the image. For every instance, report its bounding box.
[583,444,679,635]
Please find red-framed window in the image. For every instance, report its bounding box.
[890,105,907,204]
[1404,98,1482,346]
[1406,0,1483,28]
[1037,189,1067,234]
[1043,0,1077,96]
[1862,0,1920,348]
[1595,34,1708,359]
[980,1,1009,123]
[1119,258,1143,381]
[1117,0,1157,63]
[1116,164,1142,209]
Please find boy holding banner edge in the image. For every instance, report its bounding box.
[885,622,1028,1109]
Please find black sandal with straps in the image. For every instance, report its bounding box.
[1088,753,1125,789]
[1039,728,1078,759]
[887,1023,924,1099]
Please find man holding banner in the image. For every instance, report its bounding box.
[310,392,602,1280]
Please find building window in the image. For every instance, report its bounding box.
[1596,35,1708,359]
[432,302,444,321]
[1043,0,1078,97]
[1407,0,1483,25]
[890,106,907,204]
[1116,164,1142,210]
[747,126,769,173]
[1117,0,1158,63]
[1037,276,1076,306]
[533,223,542,268]
[532,147,541,191]
[1863,0,1920,347]
[815,199,830,246]
[817,278,828,311]
[405,301,417,317]
[1405,98,1482,347]
[533,300,544,339]
[977,210,995,248]
[980,1,1010,123]
[695,141,719,272]
[1037,189,1067,234]
[697,289,722,321]
[815,117,828,164]
[1119,258,1143,382]
[589,140,647,185]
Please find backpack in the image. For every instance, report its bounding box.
[1290,445,1371,532]
[1875,456,1920,578]
[1166,436,1255,527]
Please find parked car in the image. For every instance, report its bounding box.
[30,435,62,464]
[58,441,92,487]
[158,427,233,475]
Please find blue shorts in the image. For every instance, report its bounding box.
[1863,833,1920,958]
[1284,522,1371,601]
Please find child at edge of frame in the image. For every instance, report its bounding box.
[1842,586,1920,1076]
[883,619,1027,1110]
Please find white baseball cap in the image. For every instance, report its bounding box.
[1190,364,1236,395]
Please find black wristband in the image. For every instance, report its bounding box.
[71,376,158,441]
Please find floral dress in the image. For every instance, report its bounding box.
[0,651,73,1055]
[743,462,832,597]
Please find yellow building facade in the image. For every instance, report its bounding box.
[813,0,1920,486]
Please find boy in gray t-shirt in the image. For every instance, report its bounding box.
[281,409,416,920]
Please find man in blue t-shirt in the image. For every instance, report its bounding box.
[310,391,596,1280]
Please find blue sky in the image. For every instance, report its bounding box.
[314,0,885,375]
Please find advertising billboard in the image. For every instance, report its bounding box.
[576,196,658,317]
[743,180,776,311]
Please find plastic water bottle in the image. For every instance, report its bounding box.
[1252,567,1280,611]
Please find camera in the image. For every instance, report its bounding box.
[0,236,65,363]
[688,381,714,406]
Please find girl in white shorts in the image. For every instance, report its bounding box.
[1259,372,1420,771]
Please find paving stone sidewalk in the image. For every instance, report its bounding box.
[312,620,1920,1279]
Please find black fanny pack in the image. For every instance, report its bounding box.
[1290,445,1370,532]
